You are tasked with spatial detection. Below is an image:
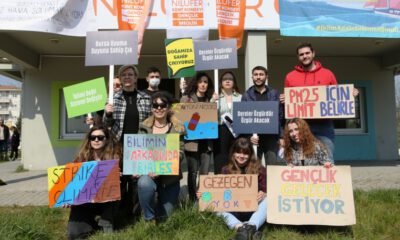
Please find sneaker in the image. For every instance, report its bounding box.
[231,224,257,240]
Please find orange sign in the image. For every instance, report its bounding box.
[217,0,246,49]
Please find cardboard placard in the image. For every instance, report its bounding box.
[267,166,356,226]
[165,38,195,78]
[63,77,107,118]
[123,134,180,175]
[285,84,355,119]
[194,39,238,71]
[85,30,138,66]
[232,101,279,134]
[172,103,218,140]
[199,174,258,212]
[48,160,120,208]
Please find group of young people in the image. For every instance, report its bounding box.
[66,42,345,240]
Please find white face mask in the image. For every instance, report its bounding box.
[149,78,160,87]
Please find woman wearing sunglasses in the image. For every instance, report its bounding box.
[67,126,121,240]
[136,91,185,222]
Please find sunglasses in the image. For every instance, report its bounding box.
[114,83,121,88]
[152,102,168,109]
[89,135,106,141]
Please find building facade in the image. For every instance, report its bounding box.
[0,85,21,126]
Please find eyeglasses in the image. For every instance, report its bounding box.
[89,135,106,141]
[222,77,234,81]
[113,83,121,88]
[152,102,168,109]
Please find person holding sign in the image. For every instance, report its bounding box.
[197,138,266,240]
[180,71,215,201]
[67,126,121,239]
[104,65,152,219]
[283,118,333,167]
[281,42,359,161]
[211,71,242,174]
[242,66,283,165]
[136,92,185,222]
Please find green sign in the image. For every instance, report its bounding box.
[63,77,107,118]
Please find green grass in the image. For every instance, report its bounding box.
[0,190,398,240]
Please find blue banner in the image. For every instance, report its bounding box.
[279,0,400,38]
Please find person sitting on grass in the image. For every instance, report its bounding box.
[66,125,121,240]
[283,118,333,167]
[197,137,266,240]
[136,91,185,223]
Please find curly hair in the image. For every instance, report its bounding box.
[185,71,214,99]
[74,125,121,163]
[283,118,326,164]
[225,137,261,174]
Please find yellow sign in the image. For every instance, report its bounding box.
[165,38,195,78]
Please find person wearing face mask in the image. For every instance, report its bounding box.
[144,67,162,97]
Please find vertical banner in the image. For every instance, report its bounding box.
[48,160,121,208]
[216,0,246,49]
[166,0,209,40]
[117,0,153,55]
[123,134,180,175]
[198,174,258,212]
[284,84,355,119]
[165,38,195,78]
[267,166,356,226]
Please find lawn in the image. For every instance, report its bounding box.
[0,189,398,240]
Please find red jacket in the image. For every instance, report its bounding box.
[285,61,337,87]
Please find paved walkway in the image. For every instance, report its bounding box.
[0,160,399,206]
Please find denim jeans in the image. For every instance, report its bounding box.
[217,197,267,230]
[315,135,335,163]
[137,175,180,221]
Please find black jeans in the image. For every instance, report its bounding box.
[257,135,280,165]
[213,124,236,174]
[186,151,211,201]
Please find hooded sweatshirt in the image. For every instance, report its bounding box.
[284,61,337,140]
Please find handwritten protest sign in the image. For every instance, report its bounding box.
[232,101,279,134]
[199,174,258,212]
[285,84,355,119]
[172,103,218,140]
[48,160,120,208]
[194,39,237,71]
[165,38,195,78]
[123,134,180,175]
[267,166,356,226]
[63,77,107,118]
[85,30,138,66]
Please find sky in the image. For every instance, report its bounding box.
[0,75,22,87]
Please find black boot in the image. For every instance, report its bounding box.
[232,224,257,240]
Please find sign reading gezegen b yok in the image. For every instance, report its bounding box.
[194,39,238,71]
[85,30,138,66]
[123,134,180,175]
[63,77,107,118]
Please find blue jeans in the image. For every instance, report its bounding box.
[217,197,267,230]
[137,175,180,221]
[315,135,335,163]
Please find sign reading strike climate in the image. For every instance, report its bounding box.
[198,174,258,212]
[123,134,180,175]
[63,77,107,118]
[165,38,195,78]
[267,166,356,226]
[285,84,355,119]
[48,160,121,208]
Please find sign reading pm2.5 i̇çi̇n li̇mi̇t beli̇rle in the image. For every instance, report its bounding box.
[123,134,180,175]
[267,166,356,226]
[63,77,107,118]
[199,174,258,212]
[194,39,238,71]
[48,160,121,208]
[284,84,355,119]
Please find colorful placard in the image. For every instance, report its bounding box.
[172,103,218,140]
[232,101,280,134]
[194,39,238,71]
[284,84,355,119]
[85,30,138,66]
[267,166,356,226]
[198,174,258,212]
[123,134,180,175]
[279,0,400,38]
[165,38,195,78]
[63,77,107,118]
[48,160,120,208]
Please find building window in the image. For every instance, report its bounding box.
[59,90,90,140]
[334,87,366,134]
